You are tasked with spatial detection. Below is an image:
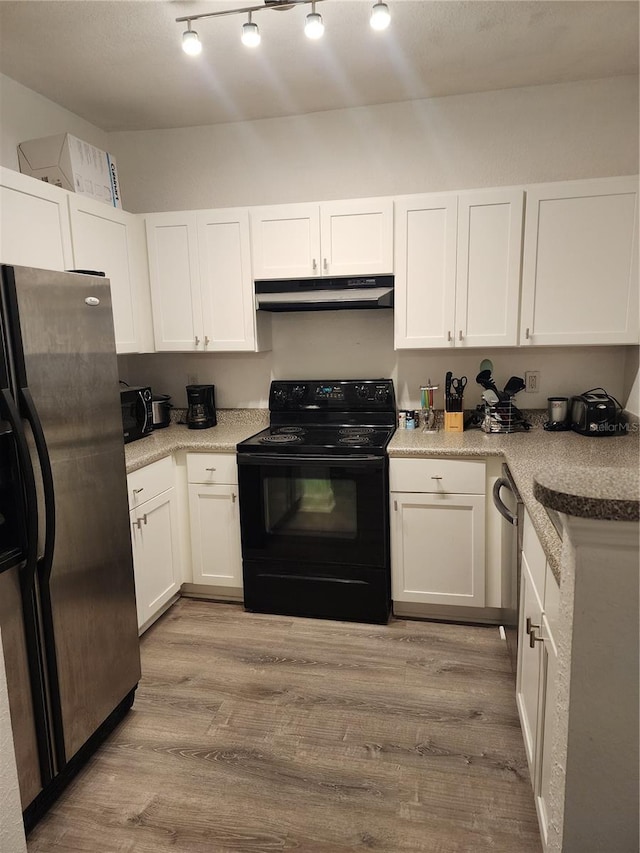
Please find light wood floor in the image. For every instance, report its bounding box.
[28,599,542,852]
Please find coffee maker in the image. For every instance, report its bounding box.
[186,384,216,429]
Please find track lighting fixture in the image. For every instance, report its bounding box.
[241,12,261,47]
[304,1,325,39]
[182,21,202,56]
[177,1,390,54]
[370,2,391,31]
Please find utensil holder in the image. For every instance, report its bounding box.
[481,399,517,433]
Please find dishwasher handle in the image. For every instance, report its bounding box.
[493,478,518,526]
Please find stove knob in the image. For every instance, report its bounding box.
[272,388,288,407]
[356,384,369,399]
[375,387,389,402]
[291,384,306,401]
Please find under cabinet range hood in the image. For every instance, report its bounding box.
[255,275,394,312]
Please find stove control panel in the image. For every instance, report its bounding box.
[269,379,395,412]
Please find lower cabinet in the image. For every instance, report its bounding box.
[390,458,486,609]
[516,511,560,851]
[187,453,243,590]
[127,457,181,632]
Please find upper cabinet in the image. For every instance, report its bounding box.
[68,194,153,354]
[250,198,393,280]
[520,176,639,346]
[145,208,269,353]
[0,167,73,271]
[394,188,524,349]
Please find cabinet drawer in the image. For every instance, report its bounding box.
[187,452,238,485]
[522,510,546,598]
[390,457,485,494]
[127,456,173,508]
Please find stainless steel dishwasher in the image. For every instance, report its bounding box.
[492,463,524,676]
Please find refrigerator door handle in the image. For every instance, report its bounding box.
[19,387,56,582]
[0,388,39,584]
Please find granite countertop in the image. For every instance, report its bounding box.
[124,409,269,473]
[388,420,639,580]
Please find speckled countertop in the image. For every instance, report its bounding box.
[124,409,269,473]
[126,409,639,584]
[388,421,639,581]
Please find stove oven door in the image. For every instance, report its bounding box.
[237,452,390,623]
[238,453,388,568]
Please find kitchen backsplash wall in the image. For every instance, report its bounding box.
[118,311,633,412]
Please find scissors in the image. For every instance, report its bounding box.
[451,376,467,396]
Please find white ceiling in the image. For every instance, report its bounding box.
[0,0,637,132]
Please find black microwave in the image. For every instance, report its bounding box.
[120,386,153,444]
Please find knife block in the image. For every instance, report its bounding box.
[444,411,464,432]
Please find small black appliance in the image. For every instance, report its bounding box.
[570,388,625,436]
[186,384,216,429]
[120,385,153,443]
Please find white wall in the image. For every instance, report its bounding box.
[0,73,109,171]
[109,76,639,213]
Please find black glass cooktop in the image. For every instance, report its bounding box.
[237,425,395,456]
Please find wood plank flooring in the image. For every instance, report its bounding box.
[27,600,541,853]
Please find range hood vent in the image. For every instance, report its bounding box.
[255,275,394,312]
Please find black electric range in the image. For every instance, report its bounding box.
[236,379,396,624]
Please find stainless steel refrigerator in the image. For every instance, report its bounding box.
[0,265,140,830]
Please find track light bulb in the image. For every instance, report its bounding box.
[305,2,324,39]
[241,13,261,47]
[370,2,391,31]
[182,26,202,56]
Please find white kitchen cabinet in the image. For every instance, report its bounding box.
[187,453,243,590]
[390,458,486,608]
[68,194,152,353]
[127,457,181,632]
[0,167,73,271]
[250,198,393,280]
[394,188,523,348]
[515,511,560,852]
[520,175,639,345]
[146,209,267,353]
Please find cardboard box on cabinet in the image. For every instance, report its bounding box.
[17,133,122,208]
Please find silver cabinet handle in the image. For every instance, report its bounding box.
[525,327,530,340]
[204,336,210,347]
[133,487,144,495]
[143,514,148,526]
[529,627,544,648]
[133,520,140,531]
[458,330,463,341]
[205,467,216,472]
[312,258,318,272]
[195,336,200,346]
[431,476,443,480]
[393,500,398,511]
[323,258,328,272]
[447,331,452,342]
[231,493,237,503]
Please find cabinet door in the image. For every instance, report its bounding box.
[520,176,639,345]
[145,212,203,351]
[188,484,242,588]
[391,492,485,607]
[394,194,458,348]
[250,203,320,279]
[68,195,145,353]
[516,552,543,778]
[130,489,181,631]
[455,189,523,347]
[536,613,558,851]
[197,208,257,351]
[0,167,73,270]
[320,198,393,276]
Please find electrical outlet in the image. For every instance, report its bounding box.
[525,371,540,393]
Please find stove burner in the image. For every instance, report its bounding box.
[260,434,304,444]
[339,436,371,445]
[339,427,374,435]
[274,426,305,434]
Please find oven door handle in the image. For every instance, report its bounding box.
[493,478,518,526]
[237,453,384,467]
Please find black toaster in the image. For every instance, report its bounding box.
[570,388,625,436]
